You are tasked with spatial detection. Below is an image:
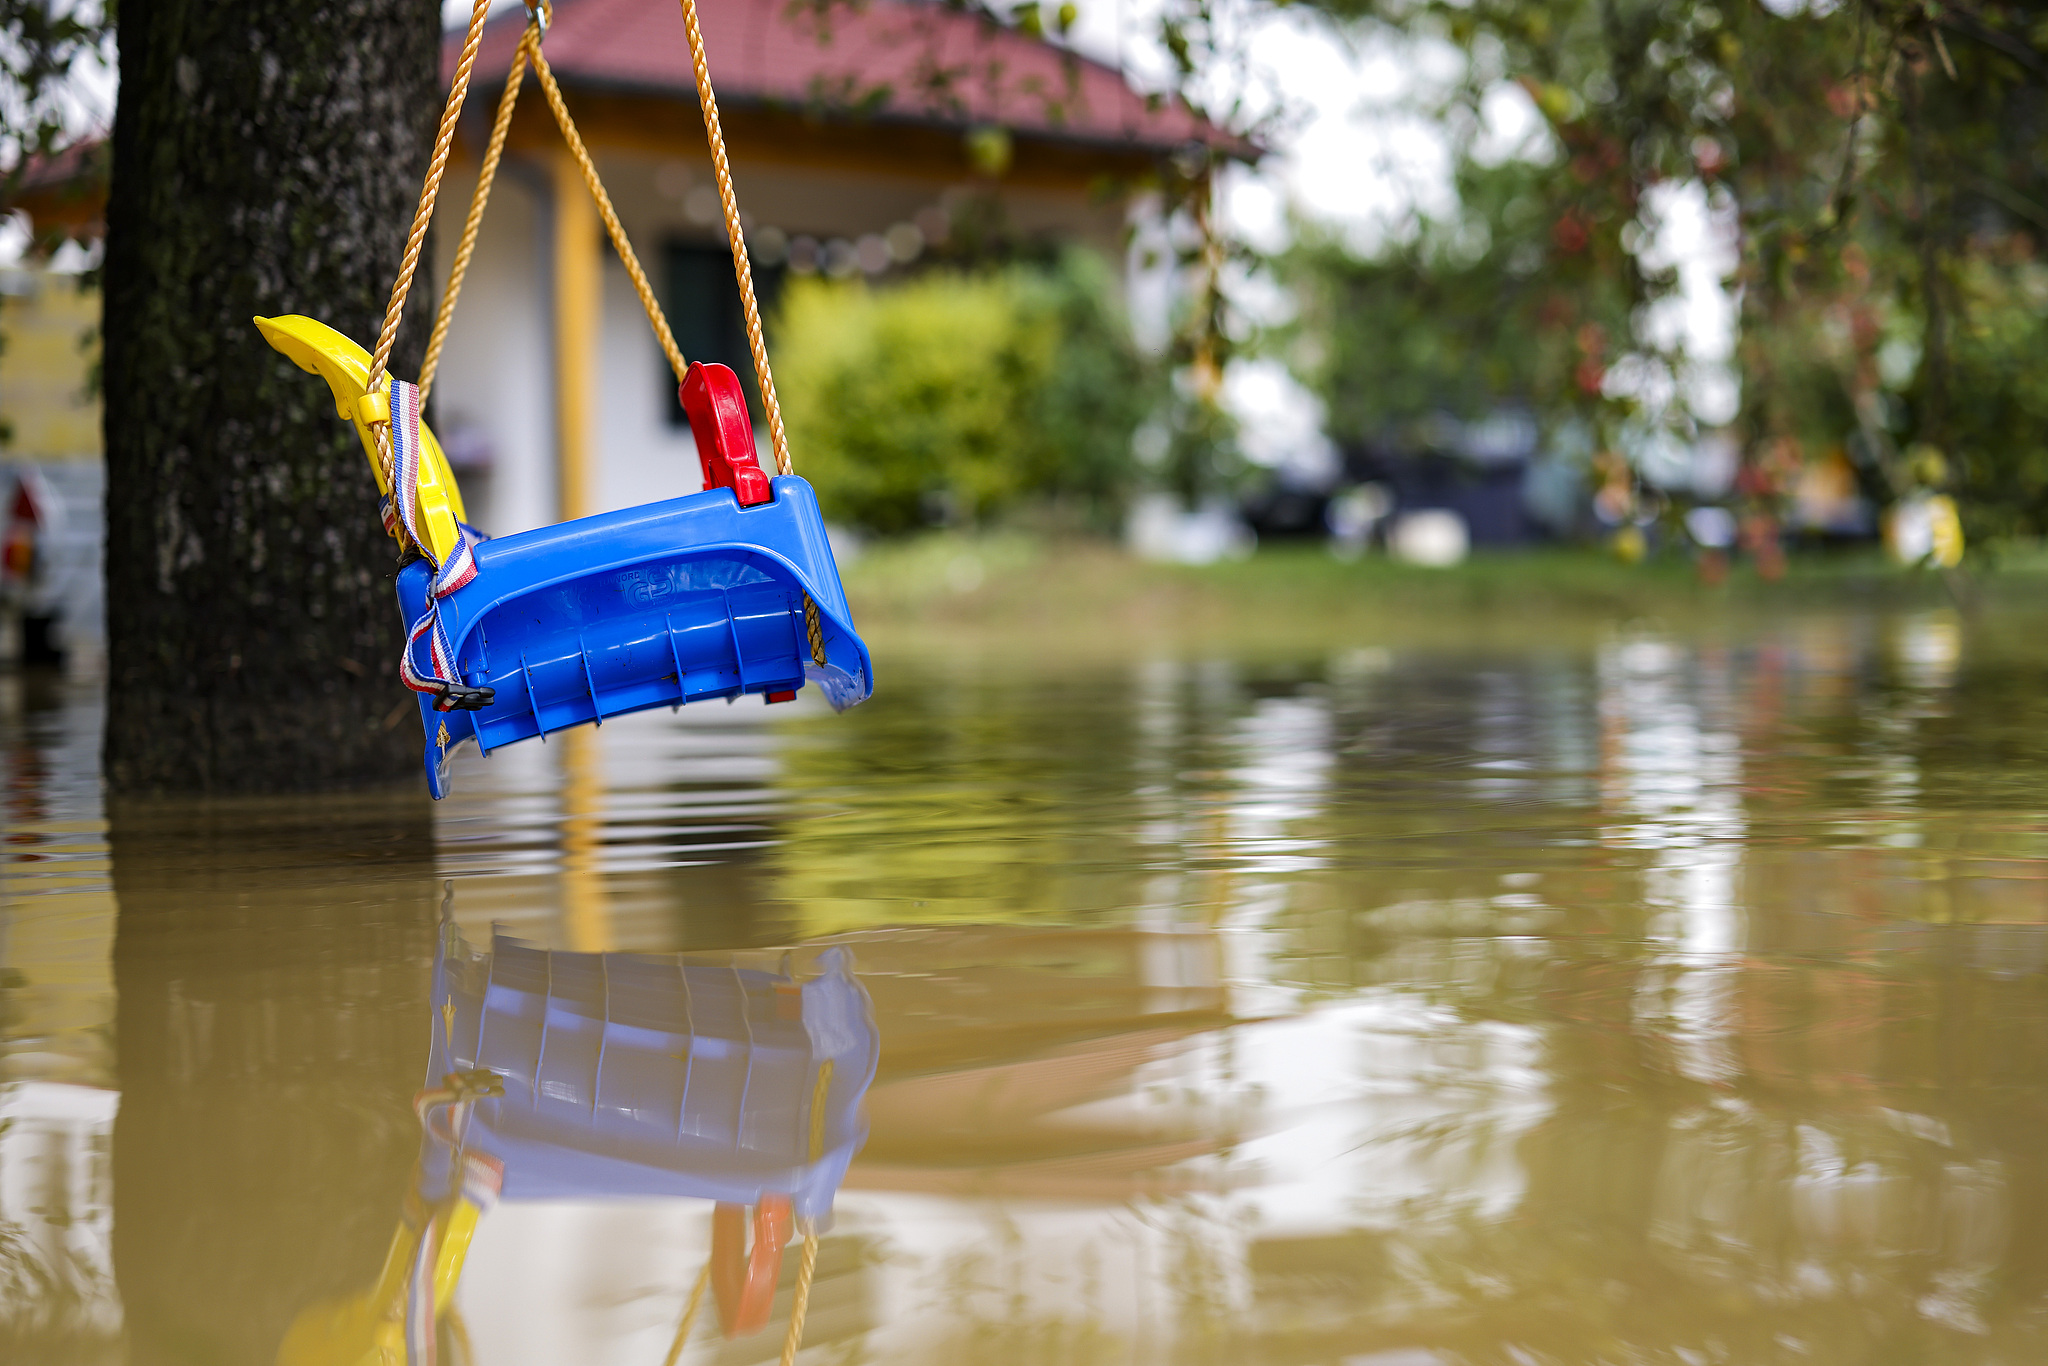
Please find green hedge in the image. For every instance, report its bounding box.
[773,251,1152,534]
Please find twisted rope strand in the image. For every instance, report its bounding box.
[672,0,825,662]
[366,0,492,489]
[779,1228,820,1366]
[421,25,538,405]
[804,599,826,667]
[772,1058,834,1364]
[370,0,493,398]
[660,1262,713,1366]
[375,2,828,671]
[676,0,791,477]
[530,44,691,386]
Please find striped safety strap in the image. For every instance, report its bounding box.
[461,1149,504,1211]
[387,377,483,709]
[401,1110,505,1365]
[404,1213,442,1366]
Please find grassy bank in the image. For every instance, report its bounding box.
[840,533,2048,662]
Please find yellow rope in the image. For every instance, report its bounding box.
[675,0,790,478]
[382,0,830,665]
[778,1229,820,1366]
[369,0,493,415]
[803,602,826,668]
[671,0,827,665]
[772,1059,833,1366]
[530,43,690,387]
[807,1061,833,1161]
[420,24,538,406]
[358,0,831,676]
[660,1261,713,1366]
[366,0,789,449]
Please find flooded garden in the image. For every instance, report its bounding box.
[9,577,2048,1365]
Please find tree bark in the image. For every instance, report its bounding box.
[102,0,444,793]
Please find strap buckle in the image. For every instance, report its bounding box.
[433,682,497,713]
[442,1068,506,1102]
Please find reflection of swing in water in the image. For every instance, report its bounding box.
[278,911,879,1366]
[257,0,872,800]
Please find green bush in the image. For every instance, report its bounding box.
[773,251,1151,534]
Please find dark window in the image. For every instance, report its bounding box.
[662,241,782,427]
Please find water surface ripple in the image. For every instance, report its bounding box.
[5,607,2048,1364]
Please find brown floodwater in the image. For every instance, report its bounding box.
[7,602,2048,1365]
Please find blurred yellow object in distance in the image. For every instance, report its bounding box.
[253,314,469,564]
[1927,495,1964,568]
[1884,492,1964,569]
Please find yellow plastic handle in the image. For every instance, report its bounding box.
[273,1200,489,1366]
[254,314,469,564]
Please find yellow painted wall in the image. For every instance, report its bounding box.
[0,268,101,461]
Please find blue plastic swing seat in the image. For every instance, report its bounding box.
[423,923,879,1219]
[400,474,874,799]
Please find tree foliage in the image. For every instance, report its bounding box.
[798,0,1260,510]
[1292,0,2048,539]
[1283,158,1637,449]
[0,1,111,200]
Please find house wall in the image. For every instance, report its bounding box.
[429,161,560,537]
[430,138,1133,539]
[0,126,1144,659]
[0,267,100,462]
[594,139,1131,261]
[1,266,106,660]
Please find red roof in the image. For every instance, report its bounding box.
[454,0,1243,156]
[5,139,105,193]
[2,140,108,236]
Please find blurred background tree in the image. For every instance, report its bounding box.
[0,1,112,205]
[1285,0,2048,545]
[0,1,113,452]
[1281,158,1637,451]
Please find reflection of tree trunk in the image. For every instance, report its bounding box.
[109,795,437,1366]
[1521,954,1675,1239]
[1479,947,1683,1354]
[1929,960,2048,1320]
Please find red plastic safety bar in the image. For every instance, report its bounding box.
[679,361,773,507]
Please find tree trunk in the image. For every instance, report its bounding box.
[102,0,444,793]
